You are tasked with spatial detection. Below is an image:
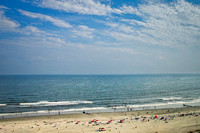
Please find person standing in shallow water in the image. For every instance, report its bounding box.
[48,109,50,114]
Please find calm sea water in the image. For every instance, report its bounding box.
[0,74,200,117]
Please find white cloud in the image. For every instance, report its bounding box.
[20,26,67,47]
[33,0,124,15]
[106,0,200,47]
[72,25,95,39]
[0,5,9,9]
[19,25,58,38]
[106,31,136,41]
[18,9,72,28]
[0,6,20,32]
[120,5,141,15]
[121,19,146,26]
[106,22,119,28]
[46,36,66,44]
[2,0,200,49]
[34,0,151,16]
[66,42,137,55]
[22,26,46,35]
[106,22,134,33]
[0,7,67,47]
[0,34,67,48]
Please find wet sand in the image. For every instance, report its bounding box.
[0,107,200,133]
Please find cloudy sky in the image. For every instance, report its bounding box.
[0,0,200,74]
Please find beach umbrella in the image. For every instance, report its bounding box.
[120,120,124,123]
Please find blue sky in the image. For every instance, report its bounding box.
[0,0,200,74]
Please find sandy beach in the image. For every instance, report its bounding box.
[0,107,200,133]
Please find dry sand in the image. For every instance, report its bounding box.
[0,107,200,133]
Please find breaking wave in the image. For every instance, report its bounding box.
[161,97,182,101]
[19,101,93,107]
[127,98,200,108]
[0,104,6,106]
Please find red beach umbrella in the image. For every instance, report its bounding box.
[120,120,124,123]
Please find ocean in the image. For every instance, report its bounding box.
[0,74,200,118]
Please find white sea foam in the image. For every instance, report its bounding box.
[19,101,93,107]
[26,107,107,114]
[129,97,182,102]
[0,104,6,106]
[61,107,107,112]
[1,99,200,118]
[0,107,108,117]
[127,98,200,108]
[112,106,127,109]
[187,98,200,104]
[162,97,182,101]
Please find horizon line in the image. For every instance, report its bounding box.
[0,72,200,76]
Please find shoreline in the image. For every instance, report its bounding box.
[1,103,198,119]
[0,107,200,133]
[1,106,200,120]
[0,106,185,119]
